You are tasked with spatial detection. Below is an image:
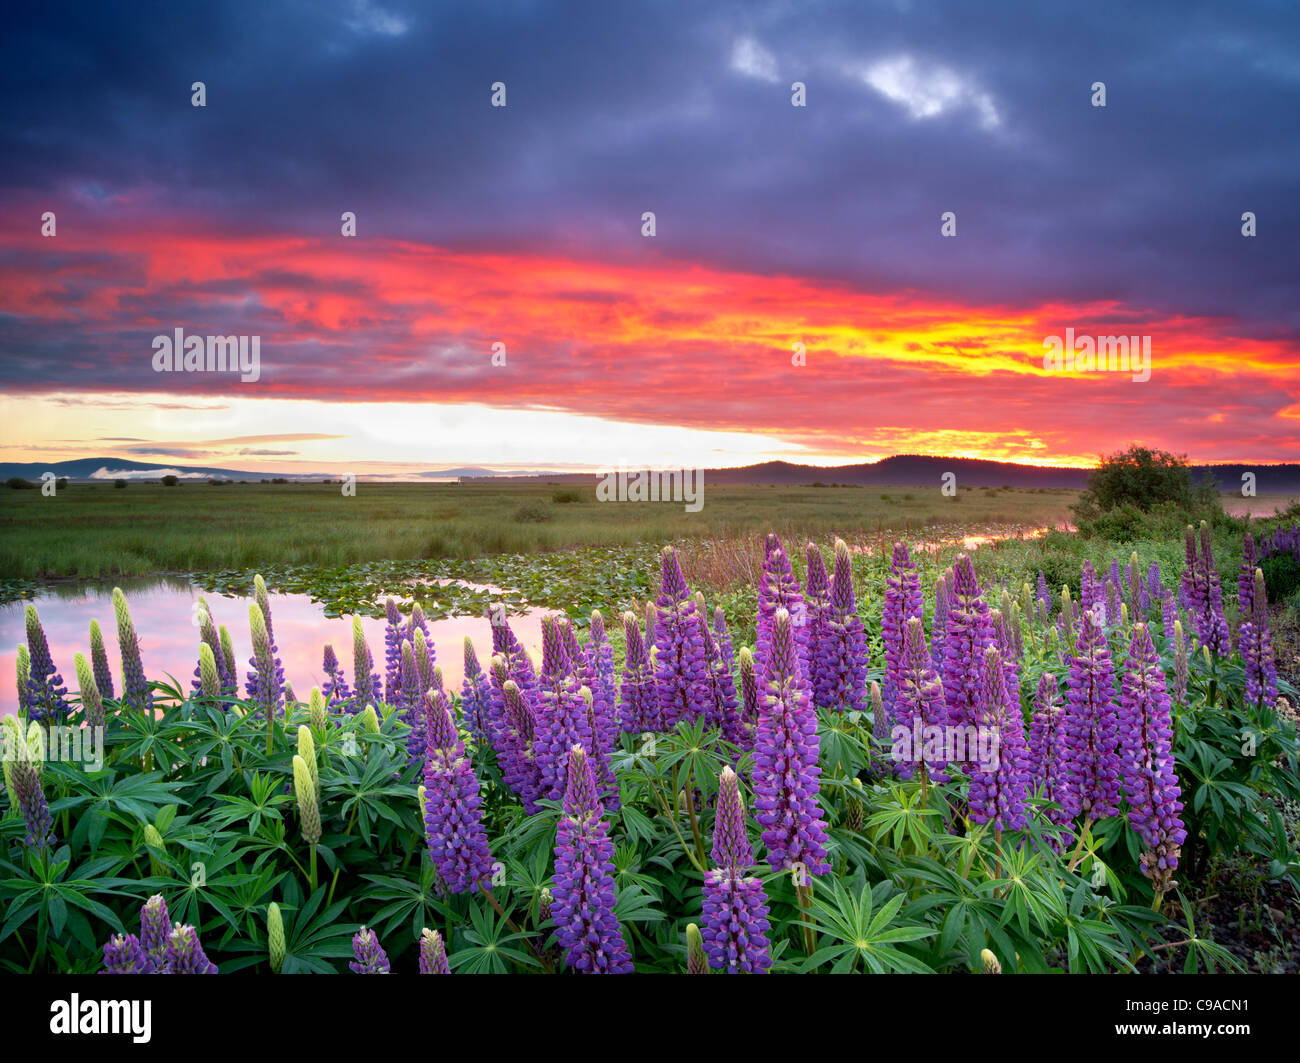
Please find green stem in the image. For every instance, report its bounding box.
[308,844,318,892]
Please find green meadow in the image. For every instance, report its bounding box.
[1,480,1081,581]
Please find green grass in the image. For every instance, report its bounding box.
[0,481,1080,581]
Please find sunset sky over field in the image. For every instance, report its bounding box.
[2,0,1297,474]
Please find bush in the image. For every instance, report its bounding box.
[1260,555,1300,604]
[113,479,127,489]
[512,503,552,523]
[552,489,584,504]
[6,477,33,489]
[161,475,179,487]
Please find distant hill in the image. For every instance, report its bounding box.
[6,454,1299,492]
[469,455,1300,492]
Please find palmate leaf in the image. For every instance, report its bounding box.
[452,899,541,974]
[799,876,935,973]
[48,770,185,853]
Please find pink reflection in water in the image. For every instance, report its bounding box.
[1,579,545,715]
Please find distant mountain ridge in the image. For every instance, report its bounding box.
[5,455,1300,492]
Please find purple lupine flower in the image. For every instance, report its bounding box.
[247,603,284,722]
[551,745,634,974]
[383,598,405,704]
[1118,623,1186,893]
[191,604,234,699]
[1160,590,1178,636]
[1028,672,1075,847]
[803,543,834,710]
[991,608,1021,709]
[401,640,426,766]
[881,542,924,729]
[752,608,830,876]
[1080,561,1103,616]
[1172,619,1189,706]
[461,637,493,748]
[559,617,588,682]
[588,611,619,731]
[967,645,1031,833]
[941,555,995,772]
[348,927,391,974]
[1036,572,1052,614]
[352,615,383,710]
[644,601,657,651]
[932,570,952,668]
[166,924,218,974]
[1237,531,1258,622]
[1062,609,1122,822]
[581,612,620,808]
[1147,561,1163,604]
[1240,569,1278,710]
[701,765,773,973]
[407,601,433,651]
[698,594,741,746]
[102,933,153,974]
[491,615,537,693]
[89,618,115,702]
[618,612,660,735]
[23,604,70,723]
[422,689,494,893]
[10,748,54,850]
[892,616,948,781]
[709,606,744,747]
[1196,522,1231,656]
[755,533,810,682]
[1104,579,1121,629]
[501,680,543,813]
[532,616,595,801]
[140,895,171,970]
[653,547,714,730]
[321,643,354,713]
[484,654,515,765]
[111,589,151,712]
[812,538,870,716]
[419,928,451,974]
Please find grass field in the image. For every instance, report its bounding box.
[0,480,1083,580]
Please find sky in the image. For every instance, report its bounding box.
[1,0,1298,476]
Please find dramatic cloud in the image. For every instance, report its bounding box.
[0,0,1296,468]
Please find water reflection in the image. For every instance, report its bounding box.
[1,580,545,715]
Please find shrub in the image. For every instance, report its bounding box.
[552,489,584,504]
[6,477,33,489]
[113,479,127,489]
[512,503,552,523]
[1260,555,1300,604]
[161,475,179,487]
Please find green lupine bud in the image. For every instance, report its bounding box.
[218,625,237,683]
[686,923,707,974]
[88,619,111,689]
[297,726,318,792]
[538,885,553,924]
[74,652,105,729]
[414,628,434,692]
[846,776,865,832]
[283,681,297,707]
[431,664,444,692]
[308,687,326,731]
[360,705,380,734]
[292,754,321,846]
[144,823,167,876]
[1120,602,1129,626]
[1202,644,1212,667]
[267,902,285,973]
[254,574,271,621]
[980,948,1002,974]
[1,715,24,814]
[489,654,509,686]
[417,784,427,821]
[15,644,31,719]
[198,643,221,699]
[26,721,44,776]
[870,681,887,748]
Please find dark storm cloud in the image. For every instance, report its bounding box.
[1,0,1297,324]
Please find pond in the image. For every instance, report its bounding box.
[1,576,546,716]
